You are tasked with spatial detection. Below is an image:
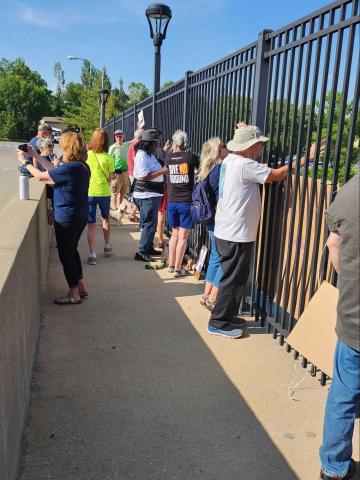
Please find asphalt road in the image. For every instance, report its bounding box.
[0,140,61,211]
[0,141,20,211]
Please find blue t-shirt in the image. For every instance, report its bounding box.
[49,161,90,223]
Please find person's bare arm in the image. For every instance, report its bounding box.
[138,166,168,181]
[17,151,54,184]
[326,231,340,274]
[265,165,288,183]
[27,146,55,170]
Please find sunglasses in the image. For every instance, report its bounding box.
[48,145,54,148]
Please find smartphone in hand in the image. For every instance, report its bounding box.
[18,144,28,153]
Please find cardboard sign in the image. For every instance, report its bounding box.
[137,110,145,129]
[286,281,338,378]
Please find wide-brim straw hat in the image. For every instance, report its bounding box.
[227,125,269,152]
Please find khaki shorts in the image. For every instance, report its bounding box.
[111,171,129,195]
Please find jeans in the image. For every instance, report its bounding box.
[205,224,222,288]
[54,220,87,288]
[209,238,253,330]
[136,196,162,254]
[320,339,360,477]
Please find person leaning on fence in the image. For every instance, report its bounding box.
[108,129,129,213]
[25,120,53,170]
[133,128,168,262]
[166,130,200,277]
[86,128,115,265]
[17,132,90,304]
[319,170,360,480]
[127,128,143,223]
[198,137,229,311]
[208,125,322,339]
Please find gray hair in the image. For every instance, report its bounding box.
[172,130,188,147]
[36,137,53,151]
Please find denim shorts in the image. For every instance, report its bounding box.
[88,196,111,223]
[168,201,193,229]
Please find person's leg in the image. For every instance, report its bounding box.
[73,220,87,293]
[320,340,360,478]
[209,240,253,330]
[174,202,193,271]
[98,196,111,250]
[119,172,129,206]
[54,221,82,301]
[157,210,166,247]
[110,176,118,210]
[87,197,97,258]
[168,228,179,268]
[174,228,190,271]
[138,197,157,254]
[167,202,180,268]
[204,226,221,302]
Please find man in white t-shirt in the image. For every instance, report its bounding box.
[208,125,290,339]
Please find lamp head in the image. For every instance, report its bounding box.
[99,88,110,104]
[145,4,172,46]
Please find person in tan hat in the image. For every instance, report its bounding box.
[207,124,321,339]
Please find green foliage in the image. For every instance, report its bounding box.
[127,82,151,105]
[53,61,65,116]
[161,80,175,90]
[0,58,53,140]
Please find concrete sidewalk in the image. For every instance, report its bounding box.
[19,218,359,480]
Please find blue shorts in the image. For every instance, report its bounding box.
[88,196,110,224]
[168,202,193,229]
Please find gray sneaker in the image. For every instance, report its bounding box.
[174,268,191,278]
[87,256,97,265]
[104,245,113,256]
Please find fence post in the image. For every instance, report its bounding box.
[251,29,273,130]
[240,29,272,317]
[182,70,193,132]
[112,116,116,138]
[121,112,124,133]
[133,104,137,134]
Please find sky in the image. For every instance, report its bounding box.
[0,0,336,93]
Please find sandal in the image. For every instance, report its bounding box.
[205,299,216,312]
[158,242,164,249]
[79,290,89,298]
[129,215,140,222]
[54,296,82,305]
[200,294,209,306]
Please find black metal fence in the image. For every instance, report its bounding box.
[105,0,359,379]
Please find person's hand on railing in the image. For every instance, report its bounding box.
[236,121,247,129]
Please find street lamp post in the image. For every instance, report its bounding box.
[67,56,110,128]
[145,4,172,126]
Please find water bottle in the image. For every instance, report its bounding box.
[19,174,29,200]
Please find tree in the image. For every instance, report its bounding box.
[161,80,174,90]
[53,61,65,115]
[0,58,53,140]
[127,82,151,105]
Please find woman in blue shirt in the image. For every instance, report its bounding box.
[198,137,229,311]
[18,132,90,305]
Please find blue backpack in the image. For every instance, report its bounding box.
[191,177,214,224]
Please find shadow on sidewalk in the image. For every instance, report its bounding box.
[20,222,298,480]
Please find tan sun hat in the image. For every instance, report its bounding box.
[226,125,269,152]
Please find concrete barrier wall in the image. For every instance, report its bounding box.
[0,182,50,480]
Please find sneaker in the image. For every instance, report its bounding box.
[230,317,247,328]
[320,459,357,480]
[87,256,97,265]
[147,247,161,256]
[104,245,112,256]
[167,266,175,273]
[174,268,191,278]
[207,324,243,339]
[134,252,150,262]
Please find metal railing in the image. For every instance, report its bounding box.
[105,0,360,381]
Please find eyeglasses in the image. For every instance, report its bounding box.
[47,145,54,148]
